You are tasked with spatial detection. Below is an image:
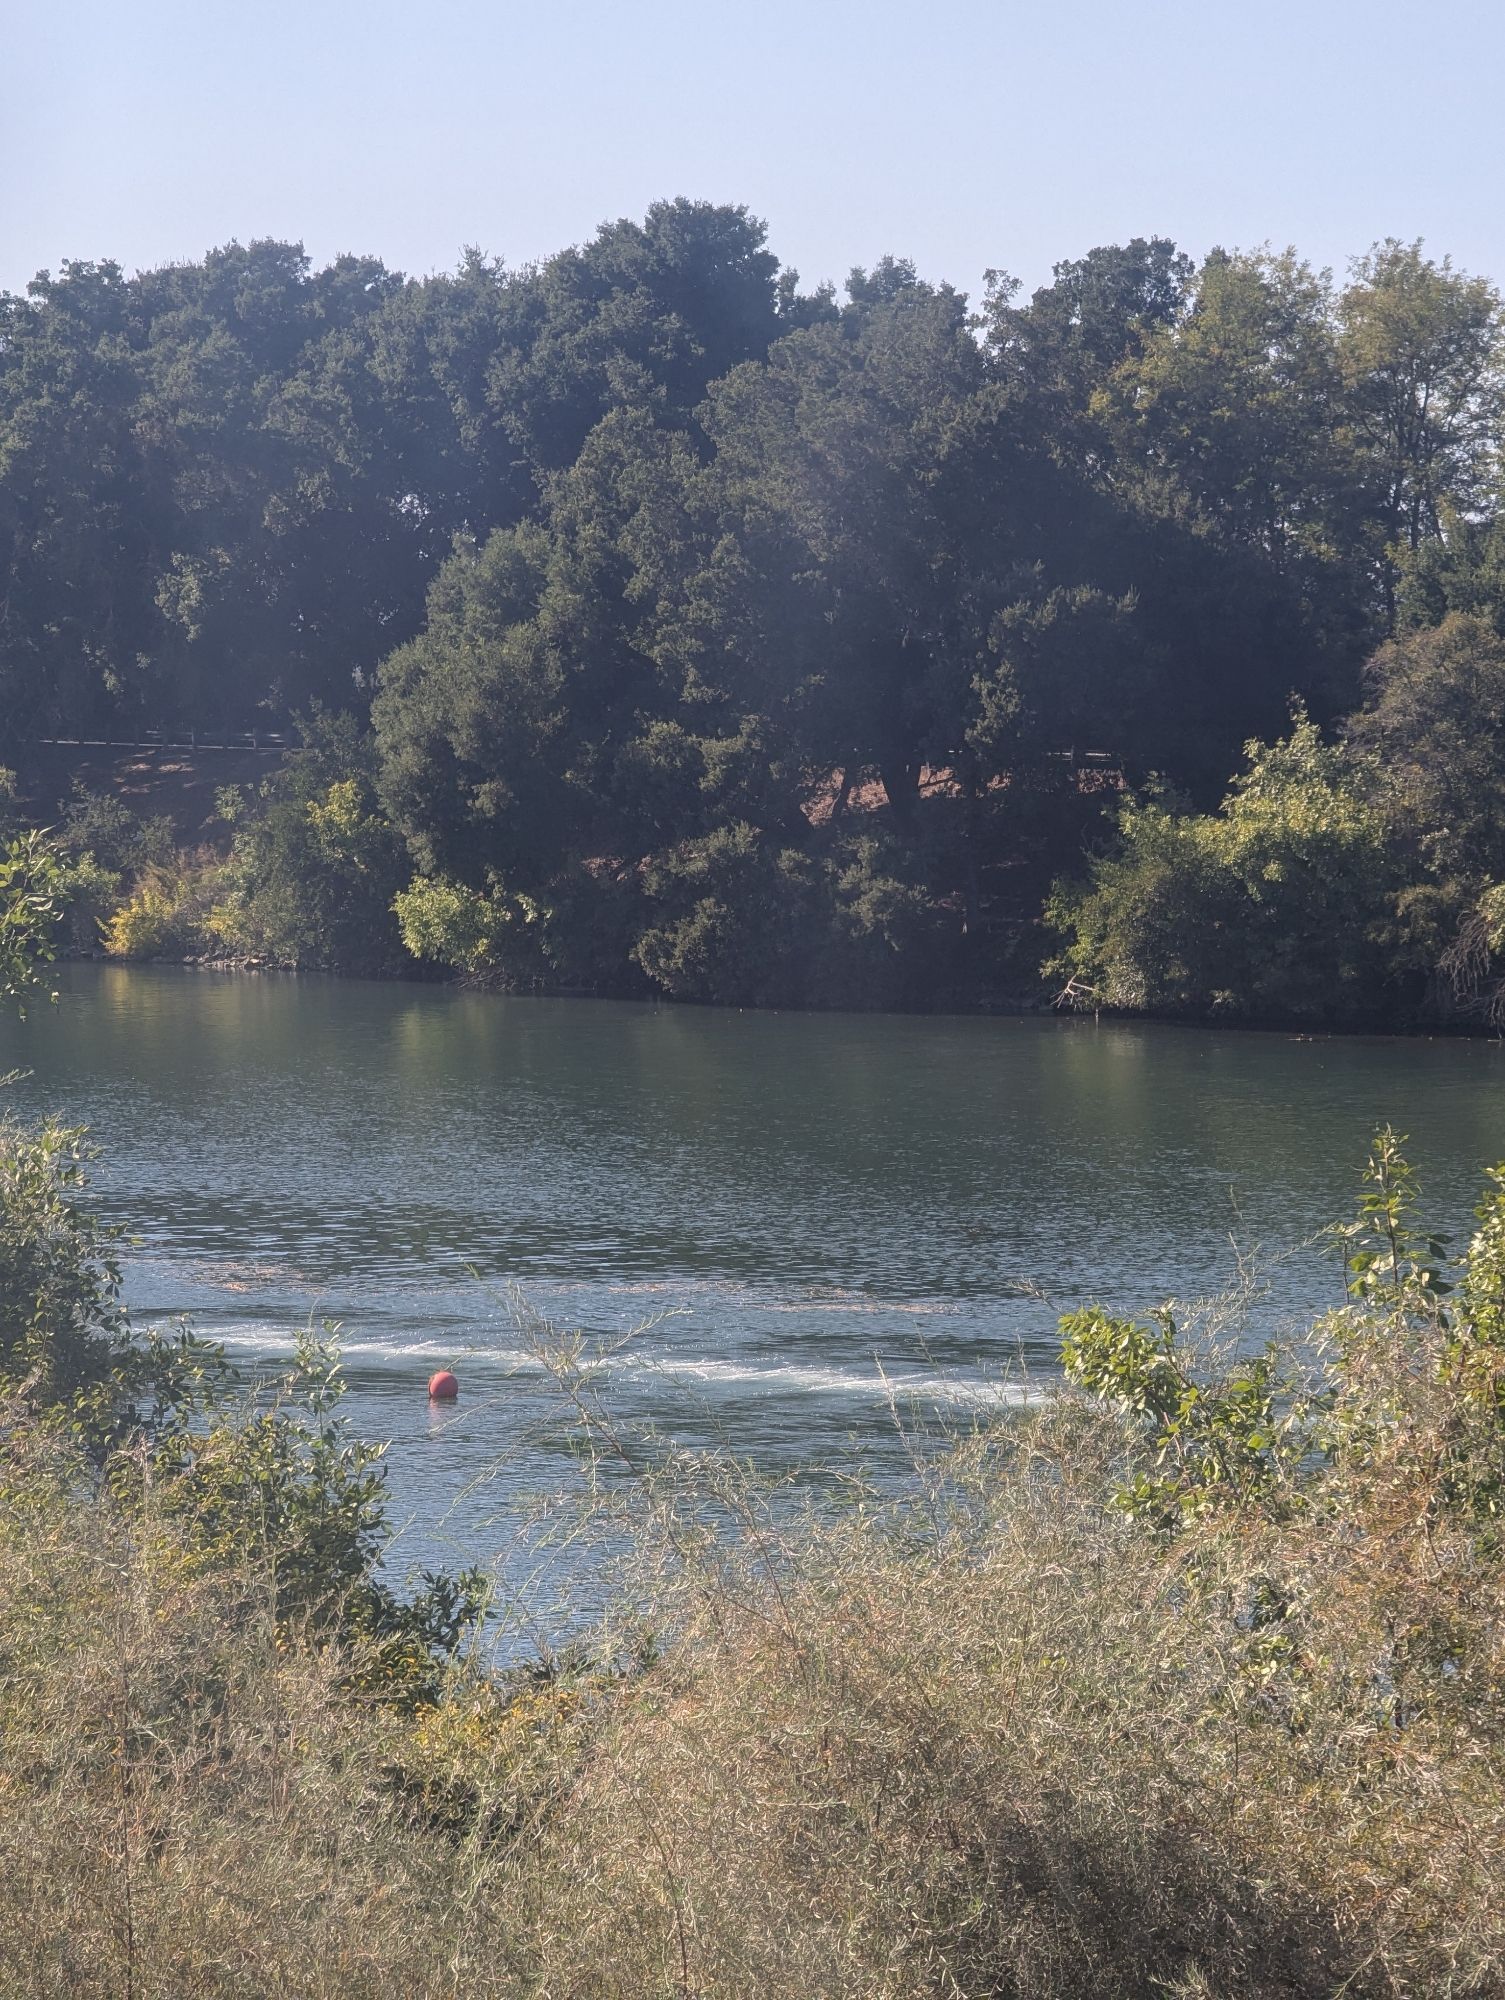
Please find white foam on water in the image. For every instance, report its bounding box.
[618,1352,1032,1406]
[206,1323,536,1370]
[200,1320,1032,1408]
[595,1277,964,1317]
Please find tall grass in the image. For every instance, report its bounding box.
[4,1138,1505,1995]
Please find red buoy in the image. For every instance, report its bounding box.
[428,1369,459,1401]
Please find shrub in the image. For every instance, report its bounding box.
[0,1126,480,1704]
[58,784,176,877]
[1048,713,1407,1021]
[210,713,410,973]
[100,856,223,960]
[0,1110,222,1452]
[147,1326,484,1703]
[393,873,550,979]
[0,831,65,1006]
[636,824,951,1007]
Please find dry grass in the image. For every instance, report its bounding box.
[2,1355,1504,2000]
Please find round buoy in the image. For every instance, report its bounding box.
[428,1369,459,1401]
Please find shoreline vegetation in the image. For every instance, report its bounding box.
[17,721,1505,1037]
[5,861,1505,1991]
[10,211,1505,1030]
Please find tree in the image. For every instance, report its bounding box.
[485,199,799,475]
[1337,241,1505,620]
[213,711,410,972]
[1347,612,1505,884]
[688,275,991,819]
[1397,508,1505,634]
[1097,248,1353,578]
[0,262,161,734]
[983,236,1194,453]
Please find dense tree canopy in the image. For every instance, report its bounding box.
[8,207,1505,1015]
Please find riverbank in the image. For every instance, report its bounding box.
[60,938,1505,1044]
[16,735,1500,1034]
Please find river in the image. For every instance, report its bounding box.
[4,964,1505,1622]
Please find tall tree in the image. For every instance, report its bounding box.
[984,236,1194,457]
[0,261,159,734]
[485,199,809,476]
[1337,240,1505,621]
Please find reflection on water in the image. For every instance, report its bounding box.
[4,964,1505,1592]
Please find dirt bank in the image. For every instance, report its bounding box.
[15,742,286,851]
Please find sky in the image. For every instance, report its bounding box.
[6,0,1505,306]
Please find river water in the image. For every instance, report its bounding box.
[5,965,1505,1620]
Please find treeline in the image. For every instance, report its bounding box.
[7,205,1505,1016]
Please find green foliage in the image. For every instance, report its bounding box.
[1337,240,1505,576]
[1349,613,1505,884]
[0,1117,125,1406]
[1065,1130,1505,1534]
[635,825,947,1008]
[0,831,65,1008]
[9,216,1505,1020]
[1097,247,1350,578]
[1398,508,1505,634]
[0,1114,217,1450]
[212,713,408,972]
[28,786,180,955]
[1332,1124,1452,1306]
[1317,1131,1505,1523]
[1061,1306,1293,1523]
[150,1326,483,1703]
[392,873,550,980]
[100,856,224,960]
[1048,713,1405,1021]
[0,1065,479,1690]
[57,784,176,876]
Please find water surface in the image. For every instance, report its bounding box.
[5,966,1504,1610]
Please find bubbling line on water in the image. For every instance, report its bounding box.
[202,1320,1034,1409]
[164,1265,978,1316]
[599,1280,967,1317]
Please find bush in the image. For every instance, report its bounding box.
[0,831,65,1006]
[211,714,410,973]
[393,872,551,979]
[1348,611,1505,884]
[637,823,951,1007]
[57,784,176,877]
[1048,714,1408,1021]
[147,1326,484,1703]
[100,856,223,960]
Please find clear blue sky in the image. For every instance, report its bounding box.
[7,0,1505,304]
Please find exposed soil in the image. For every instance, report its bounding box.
[14,743,286,852]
